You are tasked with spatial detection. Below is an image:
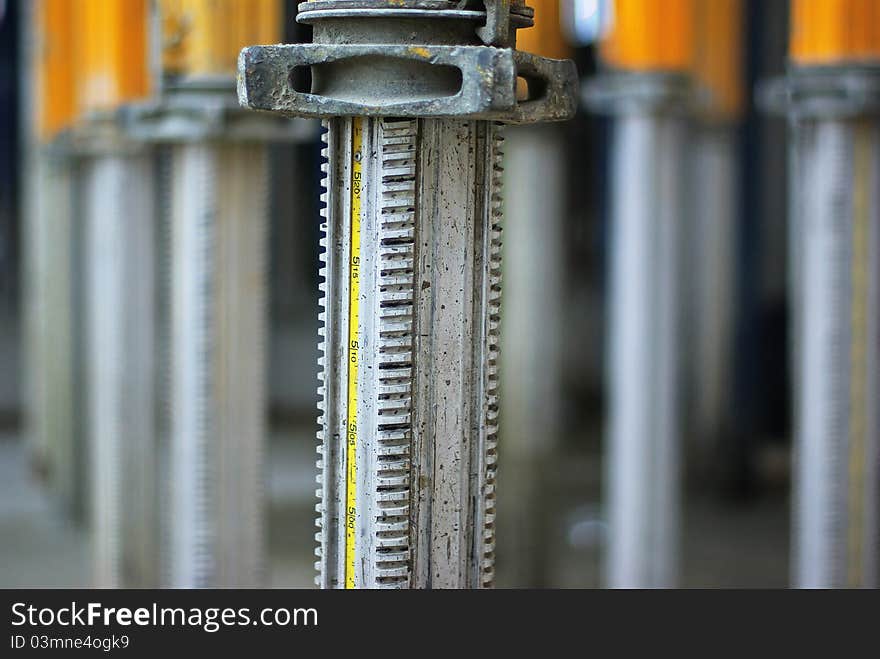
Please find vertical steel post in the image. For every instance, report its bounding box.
[25,0,78,513]
[498,0,571,587]
[127,0,310,586]
[71,0,156,587]
[166,139,269,586]
[586,0,696,588]
[688,0,744,463]
[239,0,577,588]
[767,0,880,588]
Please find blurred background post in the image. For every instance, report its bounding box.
[587,0,696,588]
[772,0,880,588]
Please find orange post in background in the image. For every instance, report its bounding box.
[159,0,281,79]
[694,0,745,123]
[72,0,151,116]
[517,0,573,60]
[34,0,76,142]
[789,0,880,66]
[599,0,695,72]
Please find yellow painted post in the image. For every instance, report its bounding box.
[72,0,151,116]
[693,0,744,124]
[34,0,76,142]
[790,0,880,66]
[600,0,695,72]
[159,0,281,79]
[517,0,572,60]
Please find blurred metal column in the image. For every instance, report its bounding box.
[688,0,745,468]
[24,0,79,513]
[766,0,880,588]
[239,0,577,588]
[126,0,311,587]
[587,0,696,588]
[498,0,571,587]
[71,0,156,587]
[81,145,156,588]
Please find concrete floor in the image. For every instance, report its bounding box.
[0,434,90,587]
[0,431,317,588]
[0,429,790,589]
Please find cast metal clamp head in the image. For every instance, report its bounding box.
[236,0,578,124]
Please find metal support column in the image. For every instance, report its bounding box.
[238,0,577,588]
[81,141,157,588]
[586,0,695,588]
[766,0,880,588]
[25,0,79,513]
[126,0,312,587]
[498,0,571,587]
[167,139,269,586]
[688,0,744,466]
[71,0,156,587]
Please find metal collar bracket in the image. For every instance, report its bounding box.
[122,86,316,143]
[758,67,880,120]
[238,43,576,123]
[237,0,576,124]
[583,71,696,116]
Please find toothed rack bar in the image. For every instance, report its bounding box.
[238,0,576,589]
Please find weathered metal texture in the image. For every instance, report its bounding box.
[237,1,577,123]
[316,117,503,588]
[789,117,880,588]
[604,112,687,588]
[167,142,268,588]
[239,0,574,590]
[239,44,574,123]
[82,148,158,588]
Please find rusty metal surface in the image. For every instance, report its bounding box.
[237,0,576,124]
[238,44,576,123]
[238,0,576,589]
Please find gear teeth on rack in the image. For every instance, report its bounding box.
[315,121,331,586]
[480,124,505,587]
[373,118,418,588]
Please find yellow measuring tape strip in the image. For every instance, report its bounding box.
[345,118,364,588]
